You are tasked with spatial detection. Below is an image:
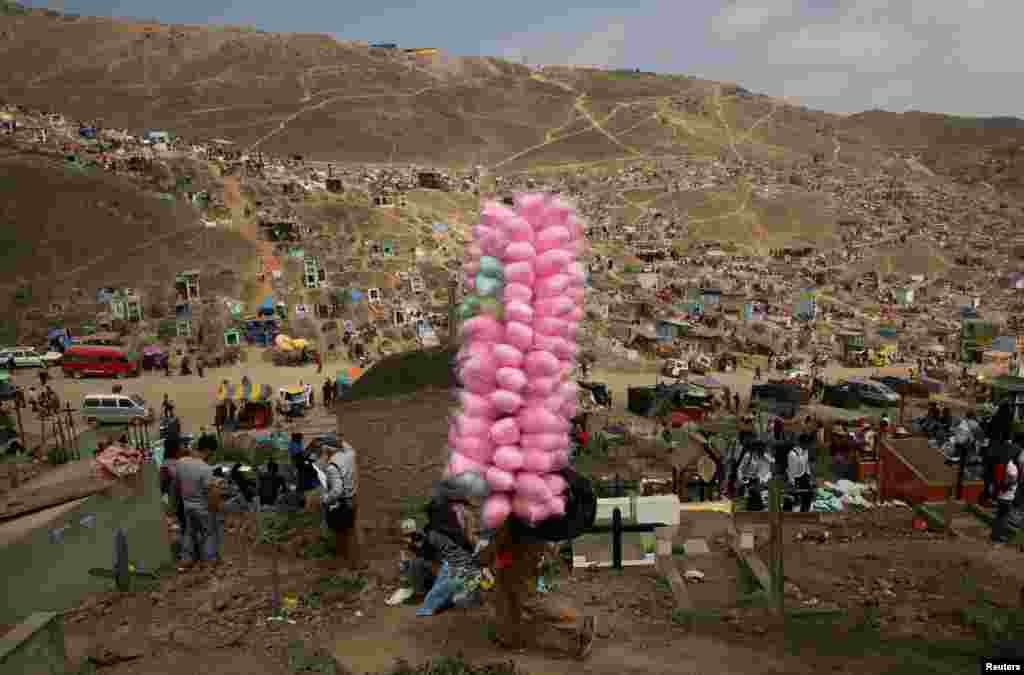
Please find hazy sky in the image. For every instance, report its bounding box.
[32,0,1023,117]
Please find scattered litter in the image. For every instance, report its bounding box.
[93,445,144,480]
[682,539,711,556]
[386,587,415,606]
[683,570,705,583]
[267,616,297,625]
[813,480,878,512]
[679,499,733,513]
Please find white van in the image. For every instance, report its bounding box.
[81,394,153,425]
[0,347,44,369]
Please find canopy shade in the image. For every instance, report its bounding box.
[217,381,273,403]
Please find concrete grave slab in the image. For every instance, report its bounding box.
[682,538,711,556]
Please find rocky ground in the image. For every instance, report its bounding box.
[52,499,1018,675]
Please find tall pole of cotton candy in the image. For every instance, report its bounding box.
[514,193,586,525]
[475,192,584,529]
[448,216,506,483]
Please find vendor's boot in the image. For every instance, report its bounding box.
[576,616,596,660]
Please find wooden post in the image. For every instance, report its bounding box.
[39,412,47,462]
[945,463,957,537]
[14,399,25,454]
[65,403,79,460]
[53,414,66,460]
[447,277,459,348]
[271,543,282,616]
[768,477,784,618]
[877,438,885,503]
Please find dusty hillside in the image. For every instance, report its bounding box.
[0,8,882,171]
[1,6,1021,178]
[0,151,256,313]
[841,111,1024,196]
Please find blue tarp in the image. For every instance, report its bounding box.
[244,318,279,347]
[47,329,69,351]
[431,222,449,233]
[350,289,364,303]
[258,297,275,317]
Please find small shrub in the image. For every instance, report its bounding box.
[285,640,339,674]
[207,445,251,465]
[387,655,523,675]
[299,534,335,560]
[317,573,367,595]
[257,510,320,545]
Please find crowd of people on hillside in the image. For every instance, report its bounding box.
[154,411,599,658]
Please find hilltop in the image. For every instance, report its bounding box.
[1,4,1023,350]
[1,6,1021,178]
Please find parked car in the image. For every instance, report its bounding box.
[846,379,901,406]
[41,351,63,367]
[62,345,140,379]
[750,382,802,418]
[81,393,153,425]
[870,375,931,399]
[662,359,688,379]
[0,347,45,368]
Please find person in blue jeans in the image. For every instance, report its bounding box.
[174,436,225,568]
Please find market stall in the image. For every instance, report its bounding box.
[141,345,167,371]
[216,381,274,429]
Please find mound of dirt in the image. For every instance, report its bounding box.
[347,346,457,403]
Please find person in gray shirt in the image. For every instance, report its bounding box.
[174,437,224,567]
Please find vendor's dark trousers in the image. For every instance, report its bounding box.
[494,541,582,654]
[982,457,997,506]
[992,498,1014,542]
[795,475,813,512]
[746,482,765,511]
[333,502,362,569]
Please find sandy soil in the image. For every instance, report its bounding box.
[7,352,1008,675]
[4,353,959,449]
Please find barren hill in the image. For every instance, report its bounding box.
[0,150,256,318]
[2,5,1022,181]
[0,6,874,171]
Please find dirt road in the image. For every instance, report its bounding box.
[6,351,938,447]
[7,354,350,438]
[589,360,921,416]
[220,173,273,306]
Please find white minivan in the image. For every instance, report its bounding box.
[0,347,45,369]
[81,394,153,425]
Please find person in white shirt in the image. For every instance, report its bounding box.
[739,443,772,511]
[787,445,813,512]
[992,457,1018,543]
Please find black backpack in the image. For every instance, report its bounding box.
[508,468,597,543]
[424,498,474,550]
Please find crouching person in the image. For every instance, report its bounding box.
[478,469,598,660]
